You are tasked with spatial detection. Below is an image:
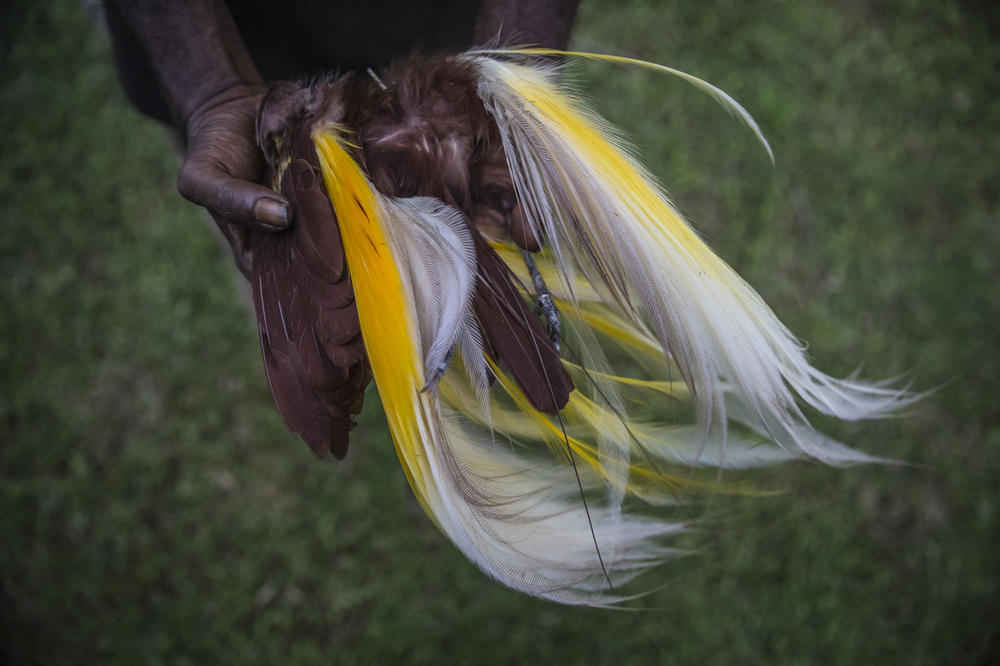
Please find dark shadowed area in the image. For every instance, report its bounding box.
[2,1,997,663]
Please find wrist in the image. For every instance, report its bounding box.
[104,0,264,128]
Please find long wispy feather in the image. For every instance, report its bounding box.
[469,47,775,163]
[301,50,916,605]
[468,51,915,463]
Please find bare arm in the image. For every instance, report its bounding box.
[103,0,579,241]
[103,0,289,231]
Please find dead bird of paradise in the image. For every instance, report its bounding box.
[247,48,916,605]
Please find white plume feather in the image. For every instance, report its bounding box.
[469,53,916,464]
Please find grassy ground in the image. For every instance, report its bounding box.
[2,1,997,664]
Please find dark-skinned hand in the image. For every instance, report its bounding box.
[177,84,290,276]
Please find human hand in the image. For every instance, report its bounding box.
[176,84,292,276]
[178,84,290,228]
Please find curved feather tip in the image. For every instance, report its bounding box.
[468,46,775,163]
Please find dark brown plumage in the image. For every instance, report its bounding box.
[251,79,370,459]
[252,56,572,458]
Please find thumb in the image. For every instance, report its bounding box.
[177,152,291,231]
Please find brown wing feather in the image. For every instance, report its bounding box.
[252,86,371,459]
[471,234,572,412]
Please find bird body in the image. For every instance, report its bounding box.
[250,50,914,604]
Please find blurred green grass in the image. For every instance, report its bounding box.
[1,1,997,664]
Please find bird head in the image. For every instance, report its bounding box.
[257,79,345,191]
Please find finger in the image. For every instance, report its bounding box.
[177,155,291,231]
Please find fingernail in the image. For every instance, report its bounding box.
[254,198,290,228]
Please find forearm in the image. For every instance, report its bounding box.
[102,0,262,129]
[473,0,580,49]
